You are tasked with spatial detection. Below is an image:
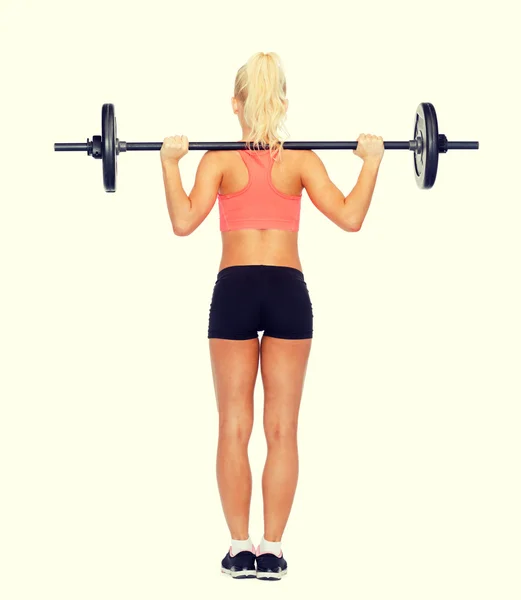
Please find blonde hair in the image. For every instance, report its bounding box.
[234,52,289,159]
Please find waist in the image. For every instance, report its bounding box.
[218,229,301,273]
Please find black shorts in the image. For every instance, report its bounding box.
[208,265,313,340]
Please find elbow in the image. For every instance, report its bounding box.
[172,221,192,236]
[342,219,363,232]
[340,207,363,232]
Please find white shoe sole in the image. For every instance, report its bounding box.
[256,569,288,580]
[221,568,257,579]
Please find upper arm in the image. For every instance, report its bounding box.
[300,151,352,231]
[183,151,223,234]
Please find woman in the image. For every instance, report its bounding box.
[160,52,384,580]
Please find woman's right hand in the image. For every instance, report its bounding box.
[353,134,384,163]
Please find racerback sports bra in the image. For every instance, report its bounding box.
[217,150,302,232]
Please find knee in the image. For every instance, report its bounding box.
[264,420,298,446]
[219,416,253,445]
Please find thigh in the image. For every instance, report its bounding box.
[260,335,312,431]
[210,338,260,428]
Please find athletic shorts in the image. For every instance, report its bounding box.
[208,265,313,340]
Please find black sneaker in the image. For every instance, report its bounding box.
[221,547,256,579]
[255,551,288,580]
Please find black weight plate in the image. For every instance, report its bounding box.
[414,102,439,189]
[102,103,116,192]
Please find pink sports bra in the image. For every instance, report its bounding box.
[217,150,302,232]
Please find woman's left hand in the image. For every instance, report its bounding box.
[160,135,189,163]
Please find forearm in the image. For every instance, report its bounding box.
[161,159,192,230]
[342,159,381,229]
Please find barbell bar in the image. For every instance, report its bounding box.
[54,102,479,193]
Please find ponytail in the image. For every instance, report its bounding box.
[234,52,288,159]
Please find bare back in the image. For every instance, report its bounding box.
[217,149,307,272]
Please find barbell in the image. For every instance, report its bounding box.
[54,102,479,193]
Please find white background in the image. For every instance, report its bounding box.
[1,0,520,598]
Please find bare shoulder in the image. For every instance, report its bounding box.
[203,149,241,168]
[200,149,224,163]
[282,148,312,159]
[196,150,228,174]
[280,148,311,168]
[283,148,322,167]
[281,149,323,185]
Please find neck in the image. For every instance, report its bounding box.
[239,131,277,149]
[239,128,252,142]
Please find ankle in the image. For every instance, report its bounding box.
[230,535,254,556]
[258,535,283,556]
